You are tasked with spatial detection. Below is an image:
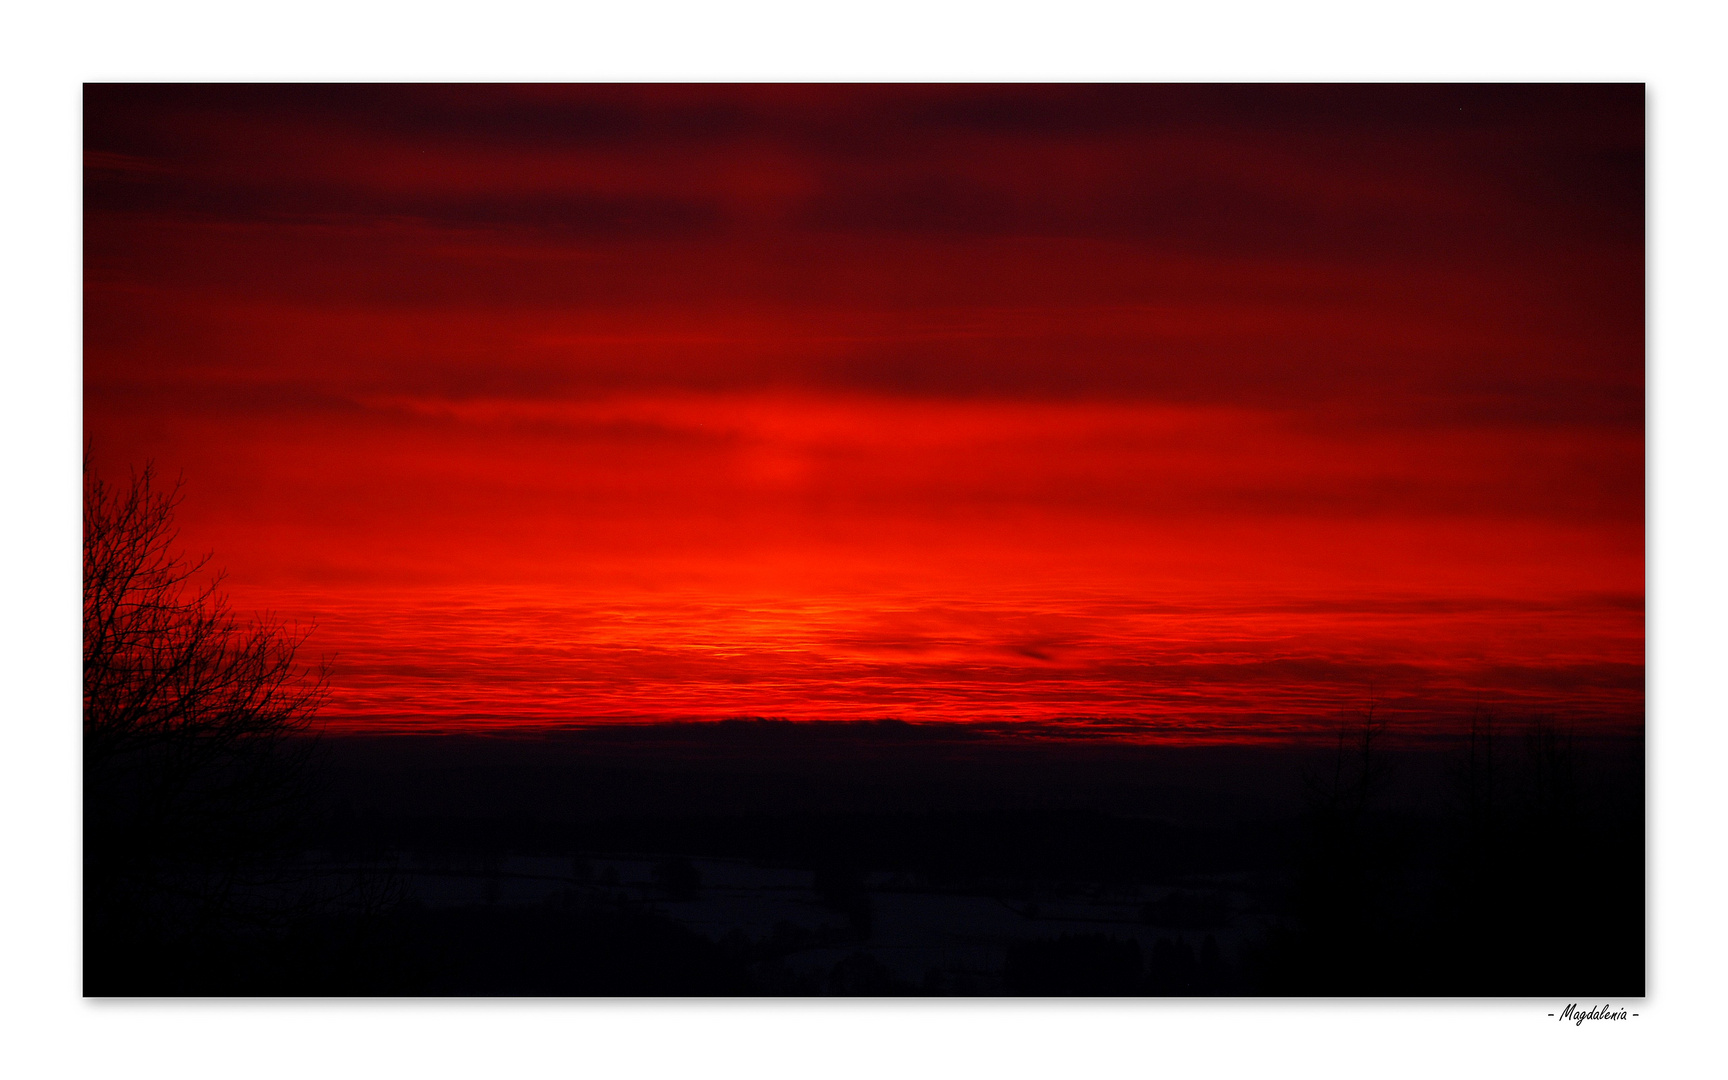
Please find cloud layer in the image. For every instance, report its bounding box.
[84,85,1644,738]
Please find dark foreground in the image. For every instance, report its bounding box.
[86,719,1644,996]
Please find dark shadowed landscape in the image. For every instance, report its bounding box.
[82,82,1645,999]
[87,718,1643,996]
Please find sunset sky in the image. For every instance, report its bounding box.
[82,84,1644,739]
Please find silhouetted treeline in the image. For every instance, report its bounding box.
[83,461,387,995]
[88,685,1640,994]
[1428,714,1643,993]
[1249,711,1642,995]
[87,461,1640,995]
[86,461,291,990]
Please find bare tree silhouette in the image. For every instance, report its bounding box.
[84,456,329,987]
[1256,700,1413,992]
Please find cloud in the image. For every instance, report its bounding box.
[83,85,1645,737]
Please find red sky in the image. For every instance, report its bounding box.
[83,85,1644,740]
